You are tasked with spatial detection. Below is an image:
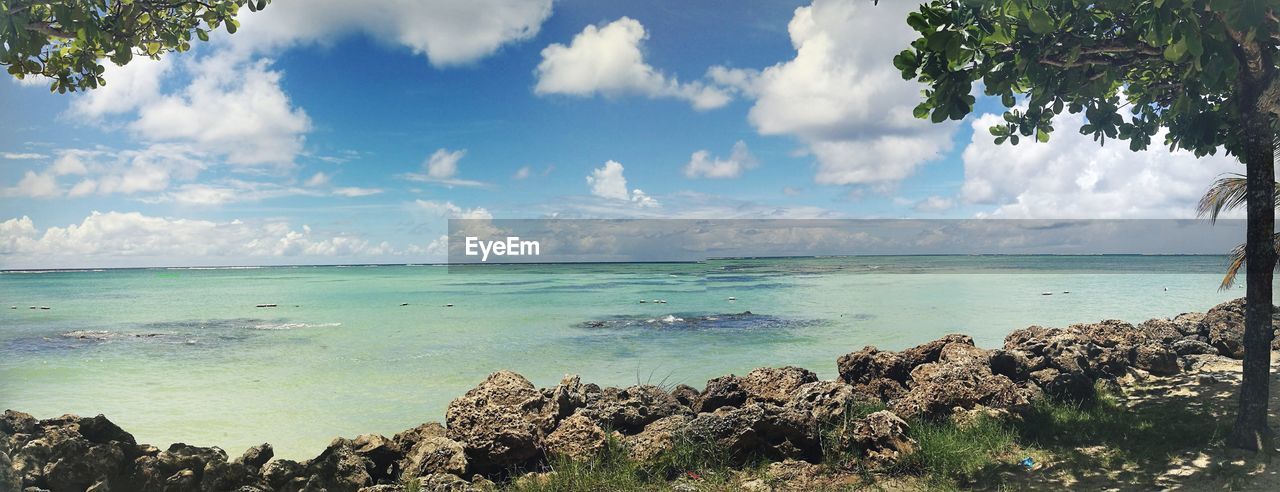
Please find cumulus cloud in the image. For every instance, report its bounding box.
[912,196,954,213]
[1,152,48,160]
[586,160,660,208]
[961,111,1241,218]
[132,57,310,168]
[0,212,394,268]
[71,57,173,119]
[426,148,464,179]
[718,0,954,185]
[3,145,206,199]
[513,166,532,180]
[683,140,758,179]
[535,17,730,111]
[46,0,554,198]
[227,0,554,67]
[412,199,493,219]
[400,148,488,187]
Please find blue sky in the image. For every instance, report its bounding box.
[0,0,1247,268]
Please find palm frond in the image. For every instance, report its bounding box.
[1217,232,1280,290]
[1220,243,1245,290]
[1197,174,1247,223]
[1197,174,1280,223]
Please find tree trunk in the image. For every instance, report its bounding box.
[1228,106,1278,451]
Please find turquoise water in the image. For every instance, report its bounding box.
[0,256,1248,458]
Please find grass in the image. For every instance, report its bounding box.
[501,433,752,491]
[484,384,1232,491]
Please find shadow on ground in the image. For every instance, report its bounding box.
[978,356,1280,491]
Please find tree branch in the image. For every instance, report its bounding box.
[24,21,73,39]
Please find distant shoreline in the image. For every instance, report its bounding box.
[0,253,1236,273]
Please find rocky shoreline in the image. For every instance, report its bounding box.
[4,298,1277,492]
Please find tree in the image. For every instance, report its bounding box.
[887,0,1279,450]
[1,0,269,93]
[1198,172,1280,289]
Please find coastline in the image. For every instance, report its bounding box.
[4,297,1278,491]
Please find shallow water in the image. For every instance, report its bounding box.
[0,256,1249,458]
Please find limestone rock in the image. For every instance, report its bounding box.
[543,414,606,462]
[846,411,915,467]
[740,367,818,404]
[695,375,748,413]
[623,415,689,462]
[445,371,551,473]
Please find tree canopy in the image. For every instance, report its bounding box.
[888,0,1280,450]
[893,0,1280,156]
[1,0,268,93]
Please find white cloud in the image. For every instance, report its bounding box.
[534,17,730,111]
[961,111,1241,218]
[0,212,394,268]
[130,56,310,168]
[412,199,493,219]
[426,148,465,179]
[54,0,554,182]
[587,160,630,200]
[513,165,533,180]
[305,172,331,187]
[912,195,954,213]
[720,0,954,185]
[228,0,554,67]
[537,190,838,219]
[586,160,660,207]
[71,57,173,118]
[332,187,384,197]
[400,148,488,187]
[1,152,48,160]
[3,145,204,198]
[12,171,59,198]
[683,140,758,179]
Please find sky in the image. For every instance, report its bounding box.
[0,0,1250,268]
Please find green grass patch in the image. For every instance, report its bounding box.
[501,433,751,492]
[495,385,1232,491]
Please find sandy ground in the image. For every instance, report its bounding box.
[1007,352,1280,491]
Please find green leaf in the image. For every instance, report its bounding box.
[1163,39,1186,62]
[138,12,151,25]
[1028,10,1054,34]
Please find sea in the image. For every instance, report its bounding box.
[0,256,1250,458]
